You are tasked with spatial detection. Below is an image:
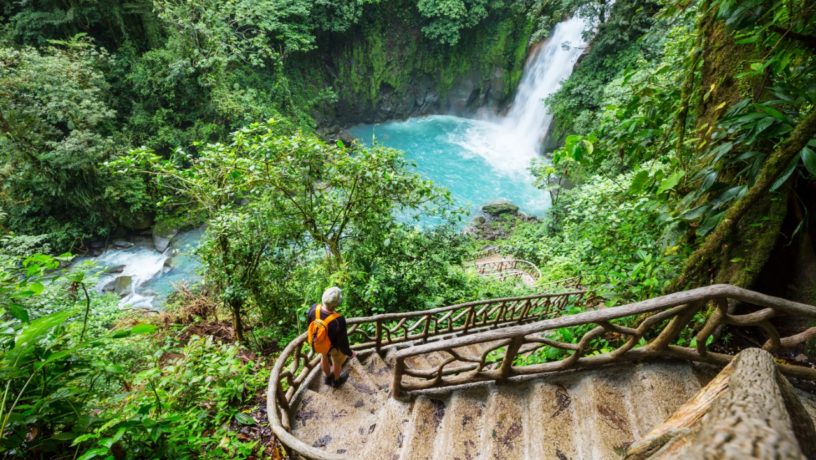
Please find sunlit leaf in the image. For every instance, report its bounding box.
[657,170,685,195]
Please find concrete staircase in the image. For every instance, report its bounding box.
[290,348,707,459]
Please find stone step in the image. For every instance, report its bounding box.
[481,386,529,459]
[399,396,447,460]
[361,352,393,392]
[291,355,723,460]
[527,380,581,460]
[573,370,636,459]
[312,358,386,416]
[292,389,378,456]
[628,361,702,435]
[360,396,414,460]
[429,387,489,460]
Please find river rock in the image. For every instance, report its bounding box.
[104,265,126,274]
[112,240,134,249]
[481,200,520,217]
[113,275,133,296]
[153,228,178,252]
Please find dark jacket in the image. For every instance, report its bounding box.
[306,303,353,356]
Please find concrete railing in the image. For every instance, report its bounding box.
[391,284,816,397]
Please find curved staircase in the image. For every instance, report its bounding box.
[292,351,705,459]
[471,252,544,288]
[268,285,816,459]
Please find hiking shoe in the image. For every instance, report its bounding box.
[323,374,334,386]
[332,371,349,388]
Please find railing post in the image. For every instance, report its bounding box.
[422,314,431,342]
[464,307,475,334]
[375,319,382,354]
[392,357,405,399]
[498,337,523,381]
[648,300,704,352]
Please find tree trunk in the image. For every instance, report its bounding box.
[230,298,246,344]
[626,348,816,459]
[668,109,816,292]
[326,239,343,272]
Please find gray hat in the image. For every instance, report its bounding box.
[322,286,342,309]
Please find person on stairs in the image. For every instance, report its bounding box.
[307,286,355,388]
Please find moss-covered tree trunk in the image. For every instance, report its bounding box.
[666,9,816,292]
[669,109,816,291]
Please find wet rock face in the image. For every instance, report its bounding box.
[152,227,177,252]
[325,69,511,128]
[102,275,133,296]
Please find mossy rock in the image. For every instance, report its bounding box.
[481,200,519,216]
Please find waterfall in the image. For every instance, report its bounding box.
[502,16,588,152]
[454,16,587,176]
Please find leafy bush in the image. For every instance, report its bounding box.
[502,173,686,304]
[78,336,267,459]
[0,38,151,249]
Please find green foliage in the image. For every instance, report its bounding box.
[77,336,266,459]
[0,253,124,456]
[112,120,451,340]
[546,0,662,138]
[344,225,472,315]
[327,2,534,108]
[416,0,490,45]
[675,0,816,234]
[503,173,686,304]
[0,250,268,458]
[154,0,312,69]
[0,38,150,248]
[3,0,160,49]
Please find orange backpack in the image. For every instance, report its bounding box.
[307,305,340,354]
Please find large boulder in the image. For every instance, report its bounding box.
[481,200,520,217]
[153,227,178,253]
[113,275,133,296]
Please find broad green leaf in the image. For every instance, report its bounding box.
[234,412,256,425]
[8,311,71,362]
[112,323,157,338]
[700,170,717,192]
[801,146,816,178]
[77,447,110,460]
[657,170,685,195]
[697,211,725,236]
[8,304,30,323]
[628,170,650,195]
[755,104,787,123]
[130,323,157,335]
[680,205,709,221]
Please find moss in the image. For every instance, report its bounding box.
[715,194,787,287]
[321,2,534,108]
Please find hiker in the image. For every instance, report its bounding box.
[307,286,355,388]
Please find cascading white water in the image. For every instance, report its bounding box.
[80,227,204,309]
[94,246,168,308]
[454,16,588,175]
[502,16,588,149]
